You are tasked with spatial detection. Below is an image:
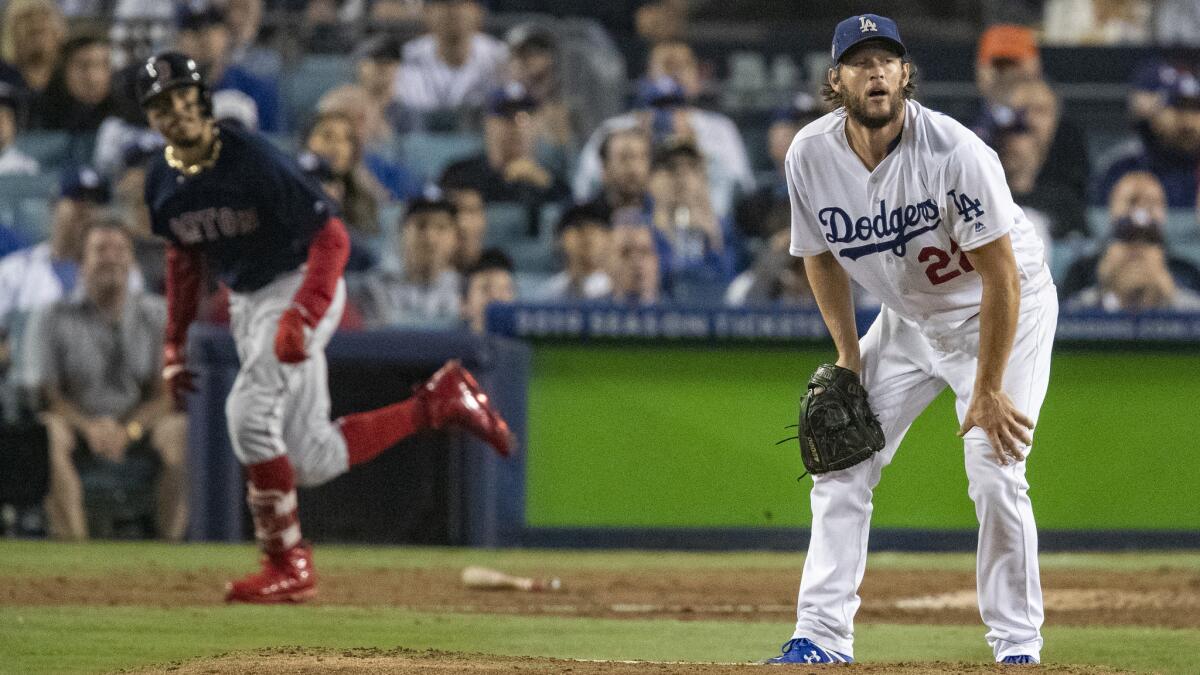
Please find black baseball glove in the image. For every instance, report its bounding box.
[794,363,885,476]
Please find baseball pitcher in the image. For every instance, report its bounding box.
[767,15,1055,666]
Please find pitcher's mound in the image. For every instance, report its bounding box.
[136,647,1129,674]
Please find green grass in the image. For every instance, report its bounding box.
[2,607,1197,674]
[2,543,1200,672]
[4,541,1200,576]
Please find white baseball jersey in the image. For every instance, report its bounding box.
[784,99,1055,664]
[786,100,1050,335]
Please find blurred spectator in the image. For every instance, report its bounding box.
[176,4,281,132]
[222,0,282,78]
[395,0,508,115]
[440,83,570,229]
[303,110,386,238]
[647,138,737,287]
[608,216,663,305]
[354,35,405,131]
[1065,212,1200,312]
[317,84,424,201]
[574,70,755,218]
[505,25,573,156]
[1096,71,1200,207]
[0,0,66,99]
[981,78,1090,240]
[112,0,175,19]
[538,204,613,301]
[725,230,817,308]
[113,136,167,294]
[1063,171,1200,298]
[438,174,489,271]
[584,126,652,217]
[30,35,116,132]
[461,247,515,334]
[1127,60,1193,125]
[350,196,461,328]
[1155,0,1200,46]
[301,0,361,54]
[646,39,702,101]
[735,92,821,243]
[296,149,380,273]
[0,83,38,175]
[297,149,342,202]
[1043,0,1152,45]
[369,0,422,23]
[34,221,187,540]
[975,24,1042,105]
[0,167,110,330]
[635,0,689,46]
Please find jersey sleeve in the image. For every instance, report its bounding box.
[938,141,1017,251]
[785,147,829,257]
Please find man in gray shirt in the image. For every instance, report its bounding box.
[350,195,462,328]
[32,220,187,540]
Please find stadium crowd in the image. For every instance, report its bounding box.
[1,0,1199,539]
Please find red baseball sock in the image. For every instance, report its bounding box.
[244,456,300,554]
[246,455,294,492]
[338,397,429,467]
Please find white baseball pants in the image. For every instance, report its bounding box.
[226,270,350,487]
[793,284,1057,662]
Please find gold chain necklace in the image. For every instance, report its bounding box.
[165,130,222,177]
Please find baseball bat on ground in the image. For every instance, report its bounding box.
[461,565,562,592]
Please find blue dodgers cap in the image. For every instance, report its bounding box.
[59,166,111,204]
[296,150,336,183]
[635,75,687,108]
[831,14,906,63]
[486,81,539,117]
[1167,71,1200,109]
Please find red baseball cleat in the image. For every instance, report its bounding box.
[419,360,515,457]
[225,543,317,604]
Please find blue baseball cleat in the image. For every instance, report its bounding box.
[1000,655,1040,665]
[764,638,853,664]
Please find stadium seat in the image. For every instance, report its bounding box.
[484,202,531,243]
[1165,209,1199,243]
[1049,235,1094,283]
[399,133,483,183]
[0,174,60,243]
[539,202,563,236]
[506,237,556,274]
[280,55,356,132]
[13,131,71,166]
[375,202,405,271]
[1173,241,1200,268]
[514,271,553,299]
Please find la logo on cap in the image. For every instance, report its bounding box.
[859,16,877,32]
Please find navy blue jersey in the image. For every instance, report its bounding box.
[146,121,337,293]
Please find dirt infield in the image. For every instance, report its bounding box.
[132,647,1130,674]
[5,563,1199,628]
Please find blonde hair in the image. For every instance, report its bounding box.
[1,0,65,63]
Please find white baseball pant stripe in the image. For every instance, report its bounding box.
[226,269,350,487]
[793,283,1057,662]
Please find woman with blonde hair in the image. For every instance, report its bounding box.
[304,109,389,238]
[0,0,66,96]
